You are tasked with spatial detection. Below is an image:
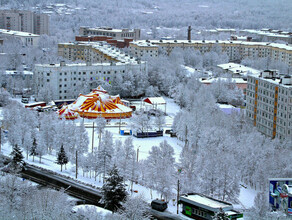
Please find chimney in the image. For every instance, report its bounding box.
[188,26,192,41]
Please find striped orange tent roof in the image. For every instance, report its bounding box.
[63,86,132,117]
[58,105,79,120]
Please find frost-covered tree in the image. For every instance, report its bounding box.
[39,112,58,154]
[116,137,136,182]
[10,144,24,171]
[119,194,150,220]
[100,165,127,212]
[30,138,38,162]
[130,110,151,133]
[23,130,33,160]
[35,133,48,163]
[95,116,106,150]
[145,141,176,201]
[212,208,229,220]
[0,88,11,107]
[154,112,165,131]
[57,145,68,172]
[98,130,114,181]
[244,192,289,220]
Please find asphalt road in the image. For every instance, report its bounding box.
[20,164,181,220]
[21,164,103,206]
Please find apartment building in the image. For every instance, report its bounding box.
[246,70,292,140]
[129,40,292,66]
[34,60,148,100]
[239,29,292,44]
[33,13,49,35]
[129,41,159,58]
[0,29,40,47]
[58,42,139,63]
[79,27,140,41]
[0,10,49,35]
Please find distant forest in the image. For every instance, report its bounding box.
[2,0,292,41]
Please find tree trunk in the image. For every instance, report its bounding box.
[98,132,102,150]
[61,164,63,172]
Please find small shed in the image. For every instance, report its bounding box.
[143,97,166,114]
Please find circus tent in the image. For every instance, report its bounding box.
[58,105,79,120]
[58,86,132,119]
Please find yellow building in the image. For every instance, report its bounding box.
[129,40,292,66]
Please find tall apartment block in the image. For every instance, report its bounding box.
[33,13,49,35]
[246,70,292,140]
[0,10,49,35]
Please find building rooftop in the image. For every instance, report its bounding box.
[131,40,292,51]
[249,72,292,88]
[217,63,260,77]
[81,26,137,33]
[200,77,247,84]
[0,29,39,37]
[180,194,233,212]
[59,42,141,64]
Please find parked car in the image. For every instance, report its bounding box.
[151,200,168,212]
[21,97,29,103]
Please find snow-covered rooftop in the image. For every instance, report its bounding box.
[82,27,136,33]
[217,63,260,76]
[131,40,292,51]
[0,29,39,37]
[180,194,233,212]
[60,42,140,64]
[200,77,247,84]
[5,70,33,75]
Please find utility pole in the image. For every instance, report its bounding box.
[92,122,94,152]
[177,179,180,214]
[137,146,140,162]
[119,113,121,134]
[0,127,1,152]
[75,150,78,179]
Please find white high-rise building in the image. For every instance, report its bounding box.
[246,70,292,140]
[34,61,147,100]
[0,10,49,35]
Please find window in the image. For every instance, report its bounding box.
[47,79,50,82]
[47,73,50,76]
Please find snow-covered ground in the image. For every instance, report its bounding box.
[0,97,257,217]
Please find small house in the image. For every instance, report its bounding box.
[179,193,243,219]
